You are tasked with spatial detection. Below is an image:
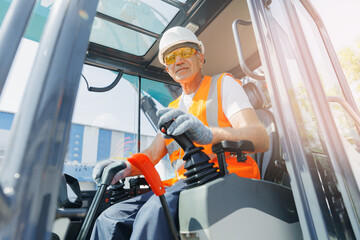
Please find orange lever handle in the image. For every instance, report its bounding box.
[128,153,165,196]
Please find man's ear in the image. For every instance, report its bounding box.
[198,53,205,68]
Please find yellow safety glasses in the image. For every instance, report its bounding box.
[164,47,197,65]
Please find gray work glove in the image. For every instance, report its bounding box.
[92,159,132,185]
[157,108,213,145]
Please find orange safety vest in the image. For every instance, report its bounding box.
[162,73,260,186]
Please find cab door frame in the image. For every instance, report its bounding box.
[0,0,99,239]
[248,0,360,238]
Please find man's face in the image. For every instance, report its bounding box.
[165,46,204,84]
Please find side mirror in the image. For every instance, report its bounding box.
[0,185,11,222]
[58,174,82,208]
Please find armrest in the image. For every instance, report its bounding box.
[211,140,255,176]
[56,208,87,220]
[212,140,255,154]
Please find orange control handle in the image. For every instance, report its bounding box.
[128,153,166,196]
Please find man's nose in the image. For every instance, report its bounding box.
[174,54,185,65]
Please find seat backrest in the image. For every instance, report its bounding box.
[243,82,288,185]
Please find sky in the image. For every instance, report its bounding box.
[311,0,360,50]
[0,39,38,113]
[0,38,158,136]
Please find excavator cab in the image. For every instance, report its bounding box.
[0,0,359,239]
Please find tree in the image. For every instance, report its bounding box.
[337,39,360,84]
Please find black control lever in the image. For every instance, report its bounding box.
[77,162,127,240]
[160,121,219,188]
[160,121,194,153]
[100,162,127,186]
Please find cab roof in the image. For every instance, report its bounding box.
[85,0,261,84]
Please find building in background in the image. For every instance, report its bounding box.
[0,111,174,187]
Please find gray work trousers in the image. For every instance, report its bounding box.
[90,179,186,240]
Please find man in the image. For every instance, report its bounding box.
[90,26,269,240]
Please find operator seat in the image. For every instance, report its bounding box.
[177,81,300,240]
[243,82,289,186]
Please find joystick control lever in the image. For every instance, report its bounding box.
[160,120,195,153]
[159,120,219,188]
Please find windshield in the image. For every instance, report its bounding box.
[0,0,185,56]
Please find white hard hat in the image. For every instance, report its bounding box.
[158,26,205,65]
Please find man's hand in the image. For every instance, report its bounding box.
[157,108,213,145]
[92,159,132,185]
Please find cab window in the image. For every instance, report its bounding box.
[63,64,180,189]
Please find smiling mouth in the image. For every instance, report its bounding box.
[176,67,188,73]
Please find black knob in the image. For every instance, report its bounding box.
[159,120,195,152]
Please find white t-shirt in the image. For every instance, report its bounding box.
[178,75,253,120]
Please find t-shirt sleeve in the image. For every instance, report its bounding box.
[222,75,253,120]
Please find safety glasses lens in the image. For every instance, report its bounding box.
[164,47,196,65]
[181,48,193,58]
[165,53,176,65]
